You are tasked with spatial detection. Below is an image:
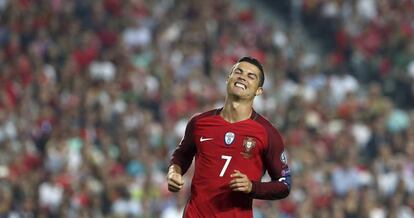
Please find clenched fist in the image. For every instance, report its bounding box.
[167,164,184,192]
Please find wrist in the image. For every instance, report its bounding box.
[248,181,256,195]
[168,164,182,176]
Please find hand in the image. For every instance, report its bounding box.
[167,172,184,192]
[229,170,252,193]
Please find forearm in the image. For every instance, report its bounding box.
[170,116,196,175]
[170,153,193,175]
[249,180,290,200]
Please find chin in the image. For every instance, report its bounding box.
[229,90,243,97]
[230,93,252,101]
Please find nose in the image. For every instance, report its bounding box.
[237,74,246,81]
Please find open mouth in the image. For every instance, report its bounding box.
[234,82,247,90]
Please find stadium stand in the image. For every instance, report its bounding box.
[0,0,413,217]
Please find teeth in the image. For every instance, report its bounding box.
[235,82,246,90]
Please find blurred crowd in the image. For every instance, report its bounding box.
[301,0,414,108]
[0,0,413,218]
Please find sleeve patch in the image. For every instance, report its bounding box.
[280,151,288,165]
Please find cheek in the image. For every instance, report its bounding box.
[227,77,237,85]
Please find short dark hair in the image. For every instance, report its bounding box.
[237,56,265,87]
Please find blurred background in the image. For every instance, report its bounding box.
[0,0,414,217]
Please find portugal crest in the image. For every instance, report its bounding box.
[241,137,256,158]
[224,132,235,145]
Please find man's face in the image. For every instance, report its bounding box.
[226,61,263,99]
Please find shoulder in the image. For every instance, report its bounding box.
[252,111,283,140]
[188,108,220,123]
[252,111,285,154]
[252,111,279,132]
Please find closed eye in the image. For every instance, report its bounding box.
[248,73,257,80]
[234,69,242,74]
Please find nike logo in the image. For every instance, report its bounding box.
[200,137,213,142]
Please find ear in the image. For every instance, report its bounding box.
[255,87,263,96]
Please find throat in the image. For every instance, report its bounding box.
[220,103,253,123]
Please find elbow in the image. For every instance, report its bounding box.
[249,179,291,200]
[279,186,291,199]
[270,185,290,200]
[269,175,291,200]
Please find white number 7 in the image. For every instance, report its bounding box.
[220,155,232,177]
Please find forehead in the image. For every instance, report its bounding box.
[233,62,261,75]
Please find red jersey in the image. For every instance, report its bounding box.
[171,108,291,218]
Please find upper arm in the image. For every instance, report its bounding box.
[170,116,197,175]
[248,124,292,200]
[264,128,291,190]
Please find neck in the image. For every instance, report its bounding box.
[220,97,253,123]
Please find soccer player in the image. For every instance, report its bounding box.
[167,56,292,217]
